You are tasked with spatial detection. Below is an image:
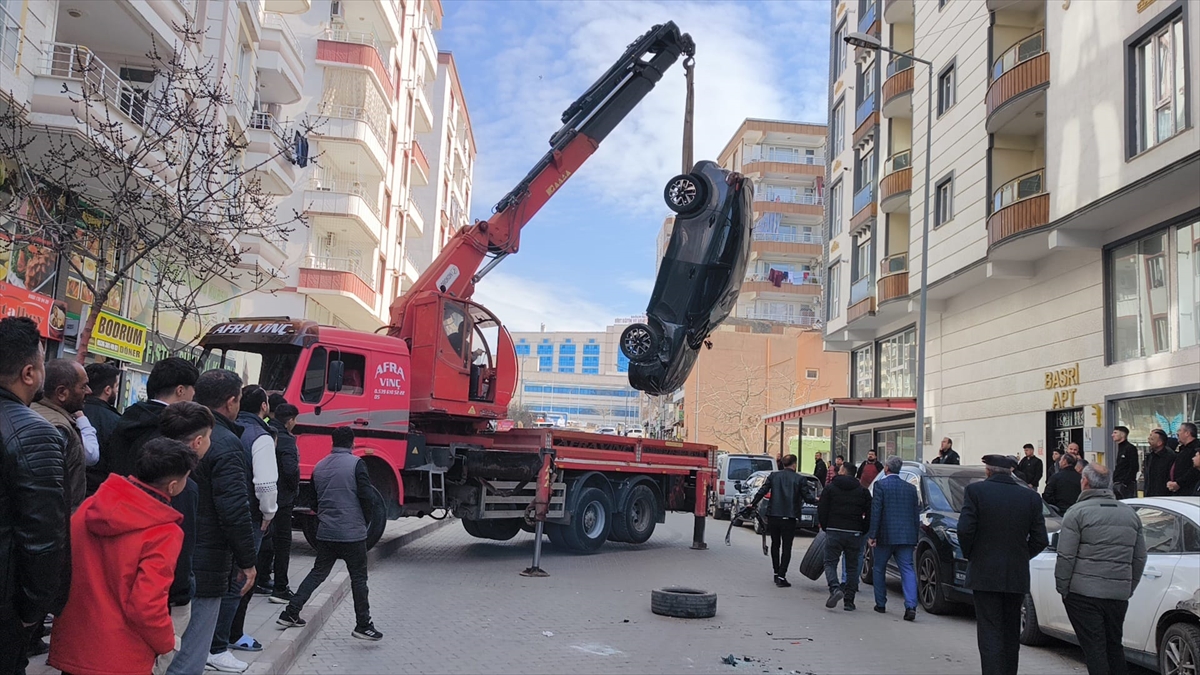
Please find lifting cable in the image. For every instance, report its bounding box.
[681,55,696,174]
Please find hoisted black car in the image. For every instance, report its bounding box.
[621,160,753,395]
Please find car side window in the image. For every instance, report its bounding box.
[1183,518,1200,554]
[1136,507,1180,554]
[901,471,923,505]
[300,347,327,404]
[925,478,952,512]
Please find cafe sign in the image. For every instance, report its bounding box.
[0,282,66,340]
[90,310,148,363]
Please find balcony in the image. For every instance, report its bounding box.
[417,23,438,83]
[246,112,296,195]
[881,53,913,118]
[850,189,877,235]
[258,13,304,105]
[236,232,289,284]
[414,79,434,134]
[987,169,1050,248]
[740,312,820,327]
[848,276,876,322]
[877,253,908,304]
[883,0,913,23]
[740,273,822,297]
[879,150,912,213]
[743,149,824,177]
[753,193,823,217]
[858,1,879,35]
[317,32,394,101]
[0,5,21,74]
[313,102,389,175]
[986,32,1048,135]
[854,93,878,148]
[751,231,822,259]
[411,139,430,186]
[406,196,425,237]
[304,172,384,244]
[265,0,310,12]
[36,43,157,131]
[298,256,380,331]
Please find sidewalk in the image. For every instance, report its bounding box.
[28,516,455,675]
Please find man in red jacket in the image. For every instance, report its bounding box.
[48,437,198,675]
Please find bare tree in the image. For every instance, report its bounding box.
[697,353,820,455]
[0,25,308,360]
[507,402,537,428]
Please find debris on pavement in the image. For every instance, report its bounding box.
[542,631,554,637]
[722,654,739,666]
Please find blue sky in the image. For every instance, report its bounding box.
[435,0,830,331]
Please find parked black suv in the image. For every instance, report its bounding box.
[621,160,753,395]
[861,461,1061,614]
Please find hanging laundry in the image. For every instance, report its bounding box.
[768,268,785,287]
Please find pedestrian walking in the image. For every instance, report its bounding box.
[211,386,279,657]
[259,401,300,605]
[1043,453,1082,513]
[1017,444,1043,491]
[154,402,215,675]
[168,370,257,675]
[818,462,871,611]
[745,454,816,587]
[931,437,961,465]
[0,317,68,675]
[83,362,122,496]
[48,438,198,675]
[813,452,828,487]
[32,359,94,514]
[867,456,920,620]
[1167,422,1199,496]
[1056,464,1146,675]
[1143,430,1175,497]
[277,427,383,641]
[856,450,883,488]
[103,357,200,481]
[958,454,1049,675]
[1110,426,1139,499]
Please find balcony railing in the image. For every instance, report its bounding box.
[853,182,875,214]
[759,192,822,206]
[855,92,877,128]
[315,101,387,147]
[741,312,820,326]
[250,111,289,140]
[752,231,823,245]
[263,12,300,49]
[325,28,379,51]
[887,52,913,79]
[749,147,825,166]
[993,168,1045,212]
[745,272,821,286]
[0,5,21,71]
[302,253,375,287]
[849,275,874,305]
[408,195,426,223]
[884,150,911,175]
[992,31,1044,81]
[308,171,381,217]
[42,43,155,128]
[232,80,253,120]
[858,0,877,33]
[881,252,908,276]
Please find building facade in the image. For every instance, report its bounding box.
[717,118,827,327]
[824,0,1199,465]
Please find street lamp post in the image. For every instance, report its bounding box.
[844,32,934,459]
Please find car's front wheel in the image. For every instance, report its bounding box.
[917,547,952,615]
[1161,622,1200,675]
[1019,594,1050,646]
[663,173,708,216]
[619,323,659,364]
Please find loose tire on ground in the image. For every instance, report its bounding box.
[610,484,657,545]
[1160,622,1200,675]
[797,529,827,581]
[1019,594,1050,646]
[651,587,717,619]
[562,487,613,553]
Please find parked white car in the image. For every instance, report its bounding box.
[1022,496,1200,675]
[625,426,645,438]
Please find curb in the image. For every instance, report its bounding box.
[247,517,456,675]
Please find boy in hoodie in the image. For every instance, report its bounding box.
[48,437,198,675]
[102,357,199,481]
[818,462,872,611]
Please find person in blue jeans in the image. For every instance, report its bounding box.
[866,455,921,621]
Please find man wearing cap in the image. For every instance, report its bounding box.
[958,455,1049,675]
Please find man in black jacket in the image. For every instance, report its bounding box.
[167,370,257,675]
[260,401,301,605]
[958,455,1049,675]
[812,452,828,487]
[1144,430,1176,497]
[1168,422,1199,496]
[931,437,961,465]
[102,357,199,482]
[83,362,122,495]
[1111,426,1139,499]
[1017,444,1043,491]
[746,454,816,587]
[818,462,871,611]
[1043,453,1082,513]
[0,317,68,675]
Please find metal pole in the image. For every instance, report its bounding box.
[914,62,933,461]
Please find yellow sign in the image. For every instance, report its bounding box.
[1044,363,1080,410]
[1137,0,1156,12]
[90,311,147,363]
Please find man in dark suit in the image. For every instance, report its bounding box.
[1111,426,1139,499]
[958,455,1049,675]
[813,452,828,487]
[1016,444,1043,491]
[866,456,920,621]
[1044,453,1082,513]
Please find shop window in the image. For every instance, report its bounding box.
[1113,387,1199,453]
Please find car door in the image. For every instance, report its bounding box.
[1123,506,1183,652]
[1034,531,1073,635]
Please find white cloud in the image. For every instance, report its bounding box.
[620,277,656,296]
[472,271,624,332]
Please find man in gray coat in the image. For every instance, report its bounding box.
[1055,464,1146,675]
[276,426,381,641]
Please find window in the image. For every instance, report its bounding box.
[583,343,600,356]
[832,102,845,155]
[827,262,842,320]
[853,344,874,397]
[877,427,916,462]
[806,368,819,380]
[878,327,916,397]
[536,343,553,356]
[1108,220,1199,361]
[515,343,530,356]
[829,181,843,237]
[1136,507,1180,553]
[1131,13,1187,154]
[854,151,875,192]
[334,352,366,396]
[558,356,575,373]
[935,175,954,227]
[1113,388,1198,459]
[582,366,600,375]
[834,21,848,76]
[617,352,629,373]
[559,343,576,355]
[300,347,328,404]
[538,356,552,372]
[853,238,871,282]
[937,63,956,116]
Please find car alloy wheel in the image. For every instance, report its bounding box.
[619,323,658,363]
[918,552,938,608]
[663,173,708,215]
[1161,623,1200,675]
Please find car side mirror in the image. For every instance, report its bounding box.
[327,360,344,392]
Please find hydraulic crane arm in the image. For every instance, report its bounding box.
[389,22,694,332]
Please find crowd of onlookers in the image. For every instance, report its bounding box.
[0,316,381,675]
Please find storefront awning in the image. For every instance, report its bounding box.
[764,397,916,427]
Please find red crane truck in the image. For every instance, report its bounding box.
[198,23,715,571]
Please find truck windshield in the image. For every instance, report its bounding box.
[204,346,301,393]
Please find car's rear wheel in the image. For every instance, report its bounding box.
[619,323,659,364]
[663,173,708,215]
[1019,594,1050,646]
[917,547,952,615]
[1161,622,1200,675]
[860,545,874,586]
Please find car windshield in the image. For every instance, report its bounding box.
[204,346,301,393]
[728,457,775,481]
[927,475,983,512]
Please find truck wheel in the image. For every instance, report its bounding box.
[299,513,319,549]
[562,487,612,553]
[651,587,717,619]
[619,323,659,364]
[611,484,657,545]
[663,173,708,216]
[546,522,568,548]
[462,519,522,541]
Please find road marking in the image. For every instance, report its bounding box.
[571,644,625,656]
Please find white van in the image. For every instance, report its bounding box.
[625,426,645,438]
[710,453,777,519]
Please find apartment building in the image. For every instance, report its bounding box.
[823,0,1199,466]
[406,50,475,290]
[717,118,827,327]
[510,319,645,428]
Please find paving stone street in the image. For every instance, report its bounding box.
[287,514,1130,675]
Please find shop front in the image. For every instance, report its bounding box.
[764,397,917,474]
[0,280,67,350]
